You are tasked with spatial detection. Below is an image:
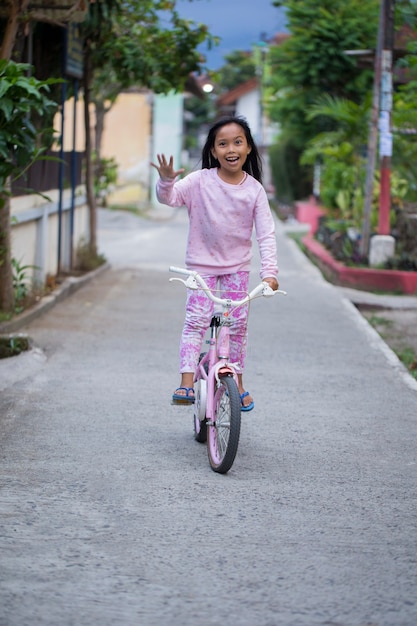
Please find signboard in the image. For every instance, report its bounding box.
[379,132,393,157]
[66,23,83,79]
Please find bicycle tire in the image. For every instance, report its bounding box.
[193,353,208,443]
[207,375,241,474]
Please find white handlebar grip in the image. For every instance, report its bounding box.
[169,266,192,276]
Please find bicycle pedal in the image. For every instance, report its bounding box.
[171,399,195,406]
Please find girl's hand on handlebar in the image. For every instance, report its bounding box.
[151,153,184,181]
[263,277,279,291]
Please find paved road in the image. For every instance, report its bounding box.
[1,207,416,626]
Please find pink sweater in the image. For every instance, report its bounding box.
[156,168,278,280]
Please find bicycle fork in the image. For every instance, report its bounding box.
[205,315,237,423]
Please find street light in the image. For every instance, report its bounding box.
[202,83,213,94]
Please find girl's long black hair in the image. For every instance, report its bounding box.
[201,116,263,184]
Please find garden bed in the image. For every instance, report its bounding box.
[295,198,417,295]
[302,235,417,295]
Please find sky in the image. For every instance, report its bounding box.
[176,0,288,70]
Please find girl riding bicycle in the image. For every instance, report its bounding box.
[151,116,279,410]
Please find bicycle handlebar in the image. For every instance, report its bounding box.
[169,266,286,306]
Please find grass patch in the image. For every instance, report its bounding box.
[74,239,107,273]
[394,347,417,379]
[287,232,308,254]
[367,314,393,328]
[363,311,417,379]
[0,312,12,323]
[0,334,30,359]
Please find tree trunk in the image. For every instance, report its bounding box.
[95,99,105,164]
[0,186,15,313]
[0,0,29,60]
[83,42,97,255]
[94,98,105,204]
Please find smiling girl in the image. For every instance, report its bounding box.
[151,116,279,410]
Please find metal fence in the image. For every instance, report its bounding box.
[11,150,84,197]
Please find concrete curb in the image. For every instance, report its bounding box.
[0,262,110,335]
[337,286,417,310]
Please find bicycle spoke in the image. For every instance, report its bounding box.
[207,377,241,473]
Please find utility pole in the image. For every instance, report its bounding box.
[360,0,396,263]
[378,0,395,236]
[360,0,384,258]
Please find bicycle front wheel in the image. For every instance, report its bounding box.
[207,375,241,474]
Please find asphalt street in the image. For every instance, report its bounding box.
[1,206,417,626]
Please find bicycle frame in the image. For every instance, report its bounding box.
[195,310,236,422]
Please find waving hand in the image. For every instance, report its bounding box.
[151,154,184,181]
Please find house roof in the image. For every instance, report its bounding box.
[270,33,291,46]
[217,77,259,106]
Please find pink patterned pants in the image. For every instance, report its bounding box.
[179,271,250,374]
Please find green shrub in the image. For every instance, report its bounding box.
[269,138,311,203]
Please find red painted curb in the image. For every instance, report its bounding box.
[302,235,417,295]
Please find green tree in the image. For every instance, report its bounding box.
[0,0,215,307]
[216,50,256,92]
[92,2,215,175]
[301,94,371,219]
[0,60,57,312]
[81,0,215,256]
[392,2,417,199]
[269,0,379,200]
[393,82,417,202]
[182,49,256,158]
[298,2,417,211]
[183,94,213,155]
[270,0,378,145]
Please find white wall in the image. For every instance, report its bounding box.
[235,90,261,144]
[11,189,88,285]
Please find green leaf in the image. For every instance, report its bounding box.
[0,98,13,121]
[0,80,10,99]
[14,78,42,98]
[0,60,58,193]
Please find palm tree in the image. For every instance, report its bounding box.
[301,94,371,224]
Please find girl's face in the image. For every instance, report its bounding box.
[210,123,251,181]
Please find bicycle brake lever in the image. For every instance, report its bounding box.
[169,276,199,289]
[261,283,276,298]
[169,277,187,286]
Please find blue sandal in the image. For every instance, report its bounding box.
[240,391,254,412]
[172,387,195,404]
